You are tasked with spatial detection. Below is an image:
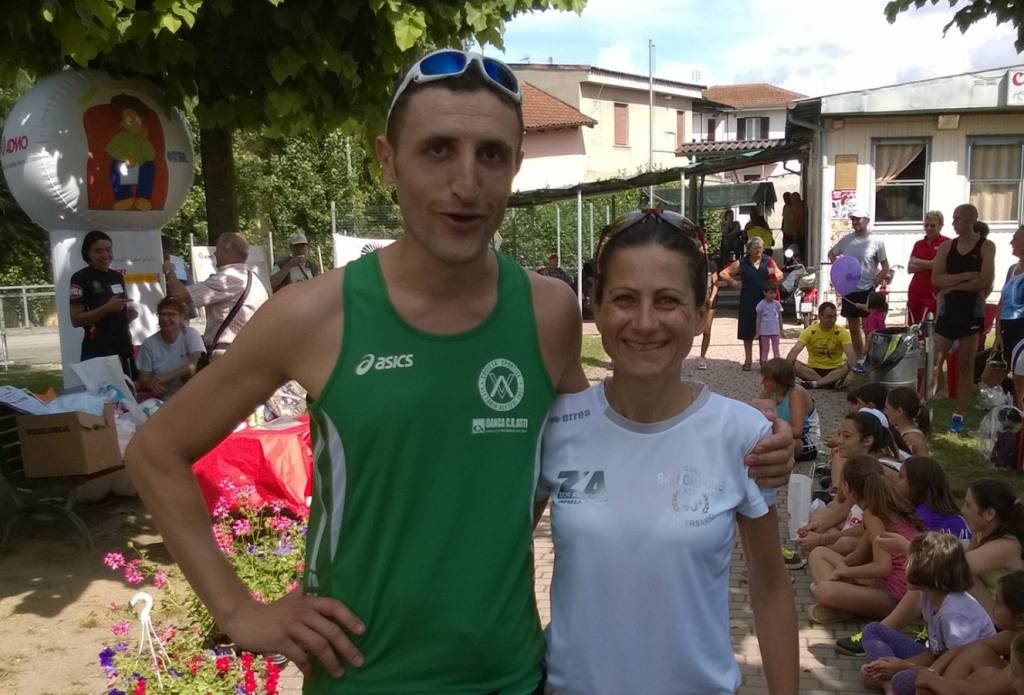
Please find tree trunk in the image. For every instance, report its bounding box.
[199,127,239,244]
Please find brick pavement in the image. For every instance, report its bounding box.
[281,316,869,694]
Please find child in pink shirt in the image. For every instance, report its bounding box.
[862,291,888,339]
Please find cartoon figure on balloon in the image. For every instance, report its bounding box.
[84,93,169,212]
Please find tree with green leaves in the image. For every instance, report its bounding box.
[0,0,586,242]
[885,0,1024,51]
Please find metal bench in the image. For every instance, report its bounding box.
[0,404,123,550]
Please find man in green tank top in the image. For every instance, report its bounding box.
[127,49,796,693]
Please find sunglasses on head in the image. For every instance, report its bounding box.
[594,208,709,285]
[387,49,522,123]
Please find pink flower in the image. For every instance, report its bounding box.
[295,559,305,574]
[212,498,231,520]
[250,590,266,603]
[269,516,292,532]
[159,626,176,642]
[232,519,252,537]
[286,581,300,593]
[270,498,285,513]
[215,655,231,674]
[107,601,118,613]
[124,559,144,585]
[111,620,132,636]
[213,526,235,555]
[153,570,168,589]
[103,552,126,571]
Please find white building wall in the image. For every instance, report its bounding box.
[514,128,588,192]
[817,112,1024,309]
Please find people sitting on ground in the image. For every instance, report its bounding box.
[886,386,931,457]
[913,571,1024,695]
[798,414,902,557]
[759,358,821,462]
[808,455,923,624]
[834,456,972,657]
[136,297,204,398]
[860,532,996,694]
[787,302,857,389]
[877,478,1024,618]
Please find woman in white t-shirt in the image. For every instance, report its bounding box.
[536,210,798,695]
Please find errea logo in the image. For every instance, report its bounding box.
[354,353,414,376]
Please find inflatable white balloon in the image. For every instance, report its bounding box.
[1,69,194,231]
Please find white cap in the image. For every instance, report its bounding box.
[860,407,889,430]
[289,233,308,246]
[848,206,871,220]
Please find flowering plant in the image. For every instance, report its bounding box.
[98,479,307,694]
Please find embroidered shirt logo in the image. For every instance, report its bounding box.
[355,353,414,376]
[477,358,524,412]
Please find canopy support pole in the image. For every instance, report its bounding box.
[577,189,583,311]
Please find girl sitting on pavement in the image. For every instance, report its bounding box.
[913,571,1024,695]
[885,386,931,457]
[808,454,922,624]
[798,412,901,556]
[860,532,995,694]
[759,358,821,463]
[960,479,1024,616]
[835,456,973,657]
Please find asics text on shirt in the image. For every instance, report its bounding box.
[354,353,415,375]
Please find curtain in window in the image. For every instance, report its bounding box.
[970,144,1021,221]
[875,144,925,185]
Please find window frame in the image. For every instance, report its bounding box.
[966,135,1024,224]
[871,137,930,226]
[706,116,717,143]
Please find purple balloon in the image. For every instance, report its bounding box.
[830,255,862,295]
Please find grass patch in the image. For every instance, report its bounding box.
[0,367,62,394]
[77,613,101,629]
[581,335,609,369]
[927,393,1024,499]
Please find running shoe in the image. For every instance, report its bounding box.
[809,603,855,624]
[781,548,806,569]
[835,631,865,656]
[948,413,965,434]
[697,357,708,370]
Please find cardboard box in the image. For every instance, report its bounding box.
[16,404,122,478]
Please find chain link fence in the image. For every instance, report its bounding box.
[0,285,56,329]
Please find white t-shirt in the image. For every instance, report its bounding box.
[137,326,204,394]
[538,382,773,695]
[831,233,888,292]
[755,298,783,336]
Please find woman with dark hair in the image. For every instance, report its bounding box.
[962,478,1024,615]
[69,230,138,378]
[931,204,996,433]
[896,457,970,541]
[993,224,1024,410]
[538,209,798,694]
[719,236,783,370]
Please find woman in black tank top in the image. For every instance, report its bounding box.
[931,205,996,433]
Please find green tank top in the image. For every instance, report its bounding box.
[303,250,553,693]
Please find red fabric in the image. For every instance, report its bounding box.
[193,416,312,516]
[907,234,950,299]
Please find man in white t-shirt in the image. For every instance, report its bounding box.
[828,207,890,358]
[137,297,205,397]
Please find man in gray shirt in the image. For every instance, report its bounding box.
[828,207,890,359]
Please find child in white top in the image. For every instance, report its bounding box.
[756,281,784,365]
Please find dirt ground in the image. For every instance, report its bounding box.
[0,496,172,695]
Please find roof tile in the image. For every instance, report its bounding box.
[702,83,806,109]
[522,82,597,132]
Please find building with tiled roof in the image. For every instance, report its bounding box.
[522,82,597,132]
[702,83,806,109]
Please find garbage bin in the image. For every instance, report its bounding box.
[864,327,920,389]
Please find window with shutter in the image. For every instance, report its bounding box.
[759,117,770,139]
[676,110,686,148]
[967,138,1024,221]
[614,103,629,146]
[873,139,928,223]
[706,117,716,142]
[737,118,746,141]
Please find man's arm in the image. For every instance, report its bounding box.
[270,259,299,291]
[843,343,858,368]
[126,276,365,678]
[530,273,588,394]
[164,261,193,305]
[786,341,805,364]
[952,239,996,293]
[873,259,891,287]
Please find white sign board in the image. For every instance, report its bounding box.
[332,234,395,268]
[190,245,272,291]
[1006,68,1024,106]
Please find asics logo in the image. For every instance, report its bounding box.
[355,353,414,376]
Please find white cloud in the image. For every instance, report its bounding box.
[497,0,1023,96]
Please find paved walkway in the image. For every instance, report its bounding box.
[280,315,867,694]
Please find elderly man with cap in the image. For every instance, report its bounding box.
[271,232,319,291]
[828,206,890,359]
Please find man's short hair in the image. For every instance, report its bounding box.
[956,203,979,222]
[818,301,837,315]
[386,67,524,149]
[217,232,249,263]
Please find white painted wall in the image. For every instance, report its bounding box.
[816,112,1024,309]
[514,128,588,192]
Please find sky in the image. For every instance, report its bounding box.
[483,0,1022,98]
